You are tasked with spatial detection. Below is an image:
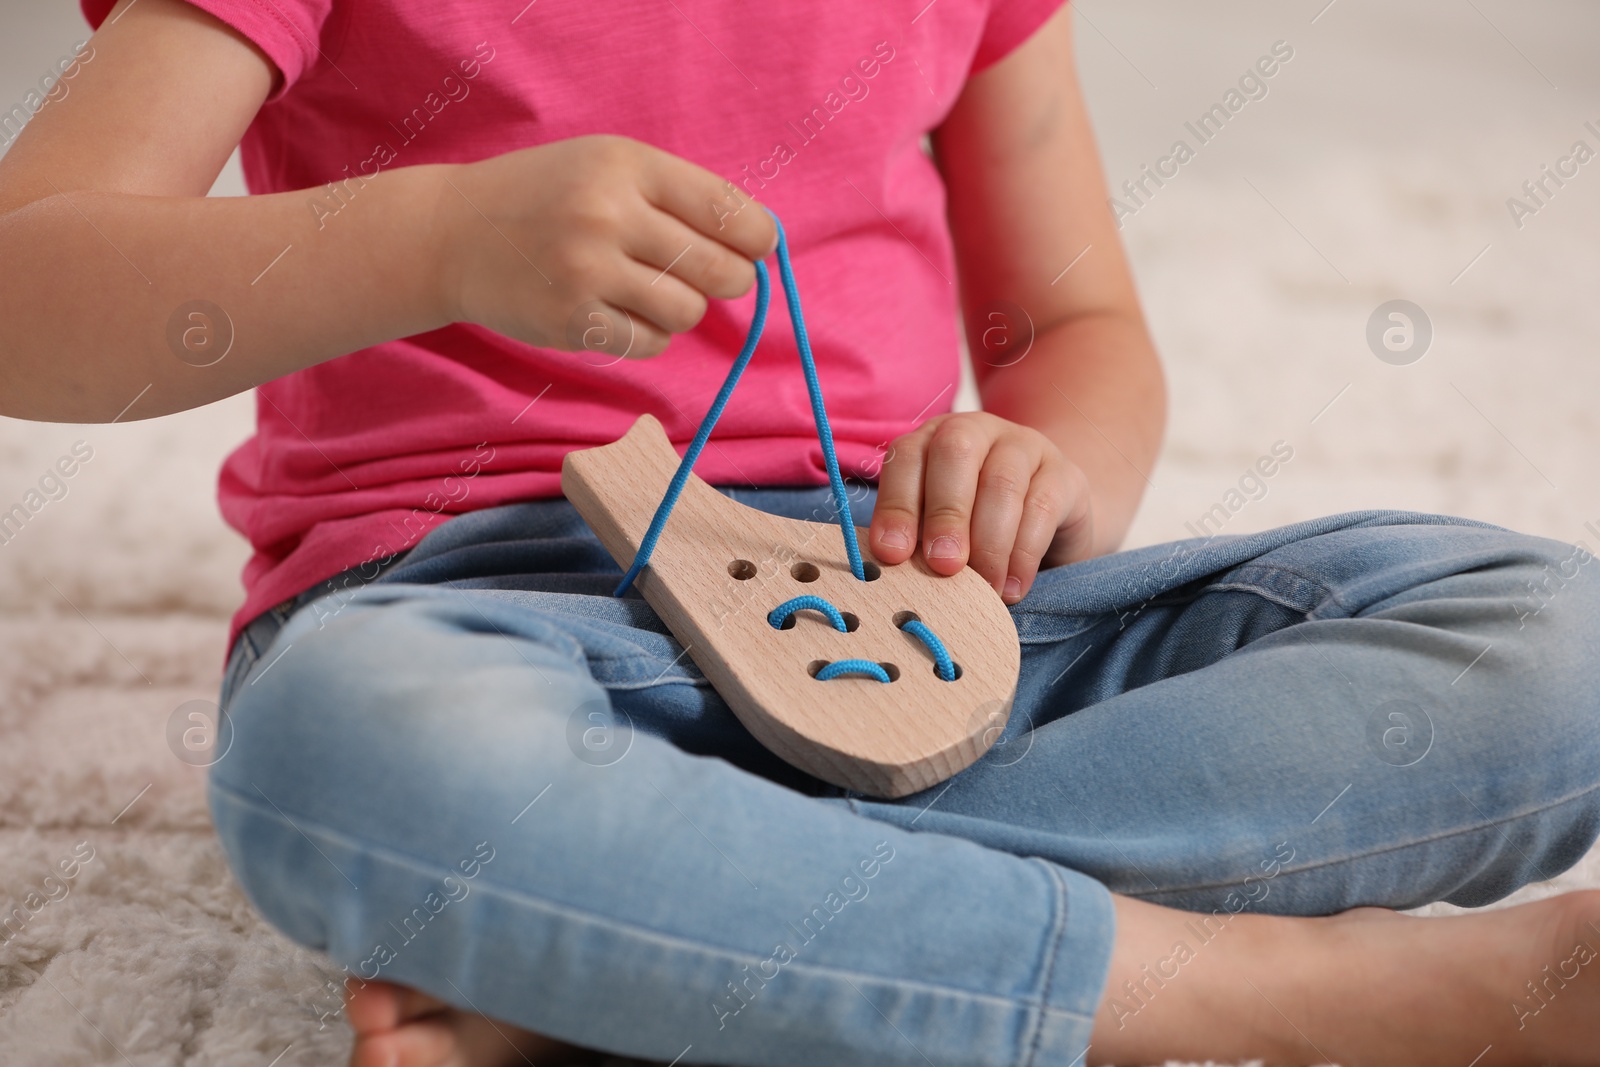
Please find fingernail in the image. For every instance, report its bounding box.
[879,528,911,551]
[1003,576,1022,599]
[927,535,961,560]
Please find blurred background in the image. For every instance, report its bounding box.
[2,0,1598,1062]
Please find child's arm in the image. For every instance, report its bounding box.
[868,6,1166,604]
[0,0,775,424]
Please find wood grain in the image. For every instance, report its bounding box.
[562,414,1020,798]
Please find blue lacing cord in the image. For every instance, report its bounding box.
[767,595,959,684]
[815,660,891,682]
[613,210,863,596]
[900,618,957,682]
[768,595,850,632]
[771,214,866,581]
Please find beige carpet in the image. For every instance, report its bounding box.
[4,0,1600,1063]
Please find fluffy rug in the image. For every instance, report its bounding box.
[4,1,1600,1063]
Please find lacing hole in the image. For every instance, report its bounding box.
[728,559,757,580]
[783,611,855,632]
[862,561,882,581]
[808,659,897,680]
[939,662,963,680]
[790,562,820,582]
[892,610,919,627]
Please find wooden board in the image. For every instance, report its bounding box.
[562,415,1020,798]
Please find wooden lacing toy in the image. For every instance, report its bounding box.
[562,213,1019,798]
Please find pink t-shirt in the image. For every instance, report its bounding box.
[83,0,1066,649]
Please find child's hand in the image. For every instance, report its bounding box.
[439,135,778,358]
[868,412,1094,605]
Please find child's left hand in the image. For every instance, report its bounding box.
[868,412,1094,605]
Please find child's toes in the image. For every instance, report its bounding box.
[351,1017,457,1067]
[345,979,450,1034]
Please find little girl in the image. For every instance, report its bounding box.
[3,0,1598,1064]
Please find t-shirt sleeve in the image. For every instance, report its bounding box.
[80,0,333,100]
[970,0,1070,74]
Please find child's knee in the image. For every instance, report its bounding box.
[206,592,617,950]
[1453,535,1600,792]
[1496,536,1598,635]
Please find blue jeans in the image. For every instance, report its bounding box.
[210,489,1600,1067]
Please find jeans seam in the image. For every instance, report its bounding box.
[1195,579,1321,618]
[586,652,706,689]
[211,777,1094,1019]
[1197,559,1339,613]
[1127,775,1600,899]
[1019,859,1072,1067]
[602,676,712,693]
[1017,562,1336,646]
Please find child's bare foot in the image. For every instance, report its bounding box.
[345,978,596,1067]
[1093,888,1600,1066]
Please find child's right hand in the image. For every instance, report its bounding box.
[439,135,779,359]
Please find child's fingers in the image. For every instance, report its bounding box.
[869,427,931,564]
[609,258,710,343]
[1040,460,1096,569]
[966,440,1036,595]
[918,419,989,577]
[622,209,759,302]
[563,298,669,360]
[639,150,778,261]
[1006,463,1075,603]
